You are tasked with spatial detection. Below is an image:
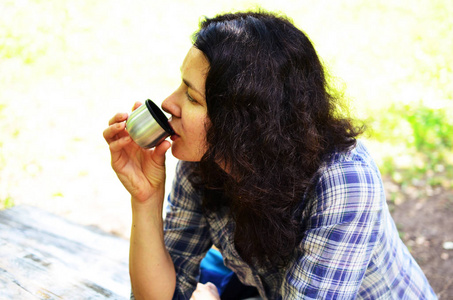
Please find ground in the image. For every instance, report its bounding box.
[386,178,453,298]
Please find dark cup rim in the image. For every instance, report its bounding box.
[145,99,175,135]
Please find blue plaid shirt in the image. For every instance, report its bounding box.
[162,141,436,299]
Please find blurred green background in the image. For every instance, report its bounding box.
[1,0,452,233]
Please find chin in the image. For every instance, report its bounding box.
[170,146,202,162]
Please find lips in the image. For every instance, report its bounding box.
[168,120,180,140]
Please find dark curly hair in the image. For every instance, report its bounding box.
[191,10,363,267]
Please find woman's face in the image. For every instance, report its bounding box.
[162,47,210,162]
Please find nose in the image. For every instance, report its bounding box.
[161,91,181,118]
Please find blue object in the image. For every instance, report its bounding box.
[199,248,234,295]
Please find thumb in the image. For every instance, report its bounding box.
[152,140,171,166]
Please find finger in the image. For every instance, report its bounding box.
[206,282,216,289]
[103,121,127,143]
[132,101,143,111]
[108,112,128,126]
[108,135,131,153]
[151,140,171,166]
[190,283,203,300]
[205,282,219,294]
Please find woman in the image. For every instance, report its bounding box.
[103,11,437,299]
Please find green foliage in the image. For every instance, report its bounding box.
[406,105,452,152]
[0,196,15,210]
[366,102,453,188]
[0,105,13,210]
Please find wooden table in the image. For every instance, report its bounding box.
[0,206,130,299]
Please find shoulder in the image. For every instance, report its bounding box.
[309,140,385,216]
[324,140,381,174]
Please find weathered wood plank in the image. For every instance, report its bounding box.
[0,206,130,299]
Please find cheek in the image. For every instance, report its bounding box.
[187,124,207,153]
[172,115,207,162]
[185,114,208,140]
[187,119,208,152]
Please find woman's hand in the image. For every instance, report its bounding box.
[103,102,171,204]
[190,283,220,300]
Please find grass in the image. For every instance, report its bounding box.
[365,102,453,190]
[0,0,452,216]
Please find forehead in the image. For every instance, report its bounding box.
[181,47,209,77]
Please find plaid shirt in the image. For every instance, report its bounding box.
[162,141,437,299]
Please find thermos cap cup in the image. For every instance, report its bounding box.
[126,99,175,148]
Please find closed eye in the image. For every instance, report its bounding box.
[186,91,198,104]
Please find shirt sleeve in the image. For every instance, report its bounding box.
[281,158,384,299]
[164,161,213,300]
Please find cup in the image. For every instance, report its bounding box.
[126,99,175,148]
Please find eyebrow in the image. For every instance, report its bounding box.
[182,78,204,98]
